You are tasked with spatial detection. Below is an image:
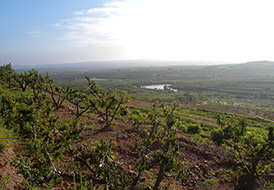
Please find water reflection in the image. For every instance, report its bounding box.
[142,84,177,92]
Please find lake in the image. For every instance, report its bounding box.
[142,84,177,92]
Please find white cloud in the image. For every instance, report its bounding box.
[55,0,274,62]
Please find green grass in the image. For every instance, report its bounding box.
[142,170,157,180]
[196,178,217,188]
[83,125,98,131]
[190,134,205,144]
[0,175,9,190]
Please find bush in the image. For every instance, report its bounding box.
[191,134,205,144]
[187,124,202,134]
[201,122,217,131]
[210,128,224,145]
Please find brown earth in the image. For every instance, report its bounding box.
[0,145,23,190]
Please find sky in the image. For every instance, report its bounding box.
[1,0,274,65]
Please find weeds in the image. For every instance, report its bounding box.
[0,175,9,190]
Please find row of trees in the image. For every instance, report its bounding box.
[0,64,129,124]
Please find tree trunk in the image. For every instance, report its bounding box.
[153,162,165,190]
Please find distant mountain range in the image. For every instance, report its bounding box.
[205,61,274,79]
[12,60,228,72]
[12,60,274,78]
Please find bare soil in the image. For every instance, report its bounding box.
[0,145,23,190]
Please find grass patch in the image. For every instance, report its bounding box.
[83,125,98,131]
[196,177,217,188]
[0,175,9,190]
[142,170,157,180]
[190,134,205,144]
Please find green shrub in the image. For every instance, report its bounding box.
[187,124,202,134]
[191,134,205,144]
[0,125,13,150]
[210,128,224,145]
[201,122,217,131]
[120,105,130,116]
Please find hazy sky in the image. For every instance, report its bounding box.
[1,0,274,65]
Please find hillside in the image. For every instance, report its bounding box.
[0,63,273,189]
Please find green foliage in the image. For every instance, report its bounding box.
[73,173,97,190]
[0,66,131,188]
[120,105,130,115]
[86,77,130,127]
[0,121,14,150]
[1,64,274,189]
[0,175,9,190]
[215,115,274,177]
[128,109,144,127]
[0,66,84,187]
[90,139,122,187]
[179,92,197,104]
[200,122,217,131]
[129,103,184,190]
[187,123,202,134]
[29,71,51,102]
[197,178,216,188]
[268,126,274,141]
[11,157,42,187]
[47,82,73,110]
[70,138,130,189]
[0,63,16,88]
[83,125,97,131]
[191,134,205,144]
[210,128,225,145]
[68,89,91,118]
[14,69,41,92]
[10,103,82,186]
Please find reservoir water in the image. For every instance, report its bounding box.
[142,84,177,92]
